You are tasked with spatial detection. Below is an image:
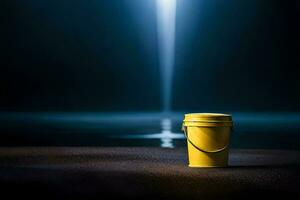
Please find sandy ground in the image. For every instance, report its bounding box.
[0,147,299,199]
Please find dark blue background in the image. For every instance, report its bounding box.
[1,0,300,112]
[0,0,300,148]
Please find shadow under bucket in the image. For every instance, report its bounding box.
[182,113,233,168]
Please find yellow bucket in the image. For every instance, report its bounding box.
[182,113,233,168]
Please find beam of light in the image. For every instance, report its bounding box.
[156,0,177,113]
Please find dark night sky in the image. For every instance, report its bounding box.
[1,0,299,112]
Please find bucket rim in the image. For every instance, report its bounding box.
[184,113,232,123]
[183,121,233,127]
[184,113,231,117]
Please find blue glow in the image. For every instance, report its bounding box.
[2,112,300,148]
[123,118,184,148]
[156,0,177,113]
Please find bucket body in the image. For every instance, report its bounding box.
[183,113,233,168]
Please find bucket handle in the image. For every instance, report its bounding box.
[182,125,228,153]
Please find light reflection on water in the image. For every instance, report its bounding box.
[122,118,184,148]
[1,112,300,149]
